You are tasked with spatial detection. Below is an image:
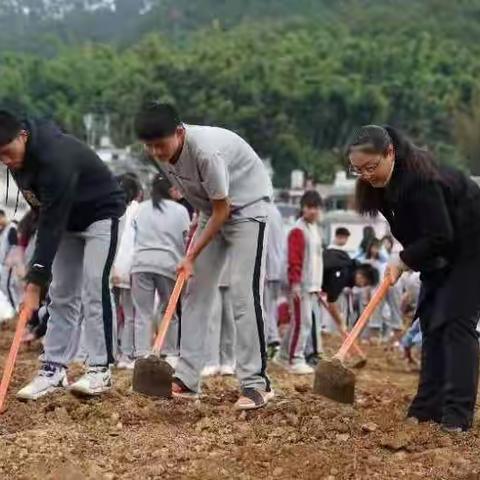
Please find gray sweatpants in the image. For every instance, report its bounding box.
[131,272,178,358]
[175,218,269,392]
[204,286,236,368]
[369,285,403,331]
[264,280,281,345]
[43,218,120,367]
[118,288,135,358]
[279,292,316,365]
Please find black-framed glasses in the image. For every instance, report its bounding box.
[348,156,383,177]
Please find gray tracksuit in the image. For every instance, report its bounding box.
[179,213,269,391]
[43,218,121,367]
[130,199,190,358]
[264,203,285,345]
[113,200,140,359]
[204,257,236,369]
[159,124,273,393]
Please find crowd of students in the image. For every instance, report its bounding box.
[0,171,422,382]
[4,105,479,431]
[106,176,420,381]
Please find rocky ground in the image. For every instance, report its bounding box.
[0,322,480,480]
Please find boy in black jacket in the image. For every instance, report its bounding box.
[0,111,125,400]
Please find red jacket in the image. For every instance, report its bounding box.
[288,227,305,285]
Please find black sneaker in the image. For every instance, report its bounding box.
[306,353,322,367]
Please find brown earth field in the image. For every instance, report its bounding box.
[0,322,480,480]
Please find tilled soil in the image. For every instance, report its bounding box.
[1,322,480,480]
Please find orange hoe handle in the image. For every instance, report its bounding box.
[0,307,33,413]
[151,231,196,355]
[335,277,391,362]
[317,295,366,359]
[152,273,187,355]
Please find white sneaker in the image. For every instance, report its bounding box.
[219,364,235,376]
[17,363,68,400]
[289,362,314,375]
[69,366,112,396]
[201,365,220,377]
[117,357,135,370]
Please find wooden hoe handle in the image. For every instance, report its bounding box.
[335,278,390,362]
[0,308,33,413]
[152,273,186,355]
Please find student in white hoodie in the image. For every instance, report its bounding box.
[276,191,324,374]
[112,174,143,369]
[322,227,352,332]
[130,174,190,365]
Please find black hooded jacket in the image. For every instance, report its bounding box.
[10,118,126,286]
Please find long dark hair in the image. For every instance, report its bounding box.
[117,173,143,205]
[151,173,172,211]
[346,125,439,216]
[358,225,376,256]
[366,238,382,260]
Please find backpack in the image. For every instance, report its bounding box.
[322,248,359,302]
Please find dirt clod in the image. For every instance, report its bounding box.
[362,422,378,433]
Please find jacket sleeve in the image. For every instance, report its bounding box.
[399,180,454,271]
[26,156,78,287]
[288,228,305,285]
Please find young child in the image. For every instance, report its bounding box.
[112,174,143,369]
[134,103,273,410]
[276,190,324,374]
[360,239,403,341]
[0,111,126,400]
[130,174,190,366]
[320,244,359,334]
[329,227,351,251]
[350,263,379,332]
[400,271,422,365]
[322,227,353,331]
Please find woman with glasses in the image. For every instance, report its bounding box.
[347,124,480,433]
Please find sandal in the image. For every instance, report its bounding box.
[172,378,199,400]
[234,388,274,411]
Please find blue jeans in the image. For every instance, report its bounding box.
[401,319,422,348]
